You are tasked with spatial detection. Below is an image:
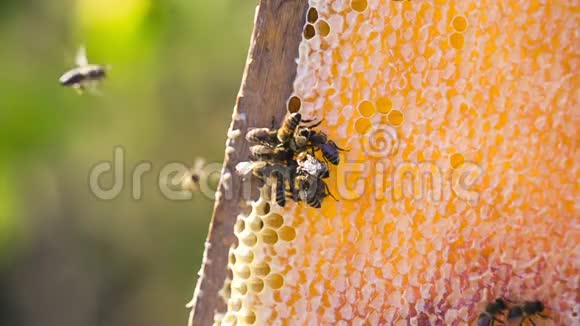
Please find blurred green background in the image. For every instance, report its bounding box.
[0,0,254,325]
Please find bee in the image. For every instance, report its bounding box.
[180,170,201,192]
[296,152,329,179]
[235,161,287,179]
[277,113,322,145]
[272,170,287,207]
[179,158,205,193]
[293,127,313,149]
[236,161,293,207]
[246,128,279,147]
[293,173,336,208]
[59,46,108,94]
[249,145,293,163]
[477,298,508,326]
[507,300,550,326]
[277,113,302,144]
[308,131,346,165]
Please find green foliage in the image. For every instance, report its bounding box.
[0,1,254,325]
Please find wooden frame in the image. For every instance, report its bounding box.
[187,1,308,325]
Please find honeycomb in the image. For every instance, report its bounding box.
[217,0,579,325]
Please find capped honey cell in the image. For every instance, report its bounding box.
[351,0,367,12]
[287,96,302,113]
[307,7,318,23]
[304,24,316,39]
[316,20,331,37]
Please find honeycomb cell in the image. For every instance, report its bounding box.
[241,233,258,247]
[351,0,367,12]
[304,24,316,39]
[376,96,393,114]
[222,314,237,325]
[450,153,465,168]
[316,20,331,37]
[237,249,254,264]
[249,278,265,293]
[248,217,264,232]
[228,298,242,312]
[223,281,232,299]
[355,118,372,134]
[261,228,279,245]
[287,96,302,113]
[240,310,257,325]
[235,265,251,279]
[278,225,297,241]
[255,201,270,216]
[266,274,285,290]
[252,262,272,277]
[358,100,376,117]
[233,282,247,296]
[387,110,404,126]
[229,250,236,265]
[263,213,284,229]
[449,32,465,49]
[452,16,468,32]
[234,219,245,234]
[307,7,318,24]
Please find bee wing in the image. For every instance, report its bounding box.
[75,45,88,66]
[192,158,206,171]
[235,161,255,176]
[301,155,324,176]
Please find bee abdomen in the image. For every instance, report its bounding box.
[59,69,85,86]
[87,67,106,79]
[273,172,286,207]
[321,144,340,165]
[277,113,302,143]
[246,128,278,146]
[306,197,321,208]
[476,313,491,326]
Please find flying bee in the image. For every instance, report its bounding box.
[249,145,293,163]
[179,158,206,193]
[296,152,329,179]
[59,46,108,94]
[308,131,346,165]
[277,113,322,145]
[246,128,279,147]
[180,170,201,193]
[507,300,550,326]
[477,298,508,326]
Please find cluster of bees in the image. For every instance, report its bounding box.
[478,298,550,326]
[236,112,344,208]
